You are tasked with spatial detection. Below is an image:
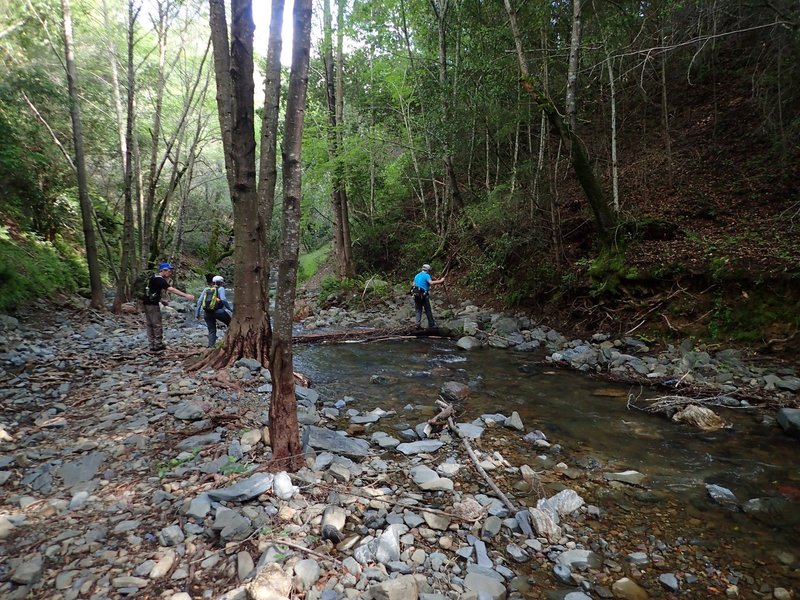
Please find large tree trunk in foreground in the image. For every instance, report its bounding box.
[61,0,104,309]
[269,0,313,471]
[197,0,271,371]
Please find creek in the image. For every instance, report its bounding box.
[295,336,800,591]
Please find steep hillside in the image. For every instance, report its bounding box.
[521,73,800,358]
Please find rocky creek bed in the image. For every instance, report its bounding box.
[0,293,798,600]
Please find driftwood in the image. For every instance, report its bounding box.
[439,400,517,513]
[427,402,454,425]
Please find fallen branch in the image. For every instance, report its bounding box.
[446,413,517,513]
[628,393,750,414]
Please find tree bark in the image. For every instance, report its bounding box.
[336,0,355,277]
[61,0,104,309]
[565,0,582,133]
[430,0,463,219]
[200,0,271,371]
[269,0,314,471]
[113,1,140,313]
[256,0,286,303]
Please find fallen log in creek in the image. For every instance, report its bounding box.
[291,326,447,345]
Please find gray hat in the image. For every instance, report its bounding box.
[422,264,431,272]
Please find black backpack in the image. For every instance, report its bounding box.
[134,271,159,303]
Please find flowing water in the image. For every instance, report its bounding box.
[294,337,800,592]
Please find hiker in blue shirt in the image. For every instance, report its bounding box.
[195,275,232,347]
[411,263,445,329]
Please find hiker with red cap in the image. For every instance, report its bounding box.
[142,263,194,352]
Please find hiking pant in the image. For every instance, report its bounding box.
[414,295,436,328]
[143,303,164,350]
[204,308,231,347]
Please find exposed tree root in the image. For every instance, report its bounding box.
[187,322,272,371]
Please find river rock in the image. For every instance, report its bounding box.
[604,470,646,486]
[706,483,739,509]
[463,571,507,600]
[672,404,726,430]
[456,336,482,350]
[396,440,444,455]
[207,473,274,502]
[611,577,649,600]
[305,426,371,457]
[293,558,321,590]
[246,563,292,600]
[556,549,602,570]
[776,408,800,437]
[11,554,43,585]
[369,574,419,599]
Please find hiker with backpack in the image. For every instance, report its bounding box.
[411,263,445,329]
[195,275,232,347]
[141,263,195,352]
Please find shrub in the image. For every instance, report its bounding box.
[0,225,88,312]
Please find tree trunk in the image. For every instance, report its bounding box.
[61,0,104,309]
[565,0,582,132]
[323,0,354,279]
[101,0,127,180]
[269,0,314,471]
[200,0,271,371]
[607,55,620,212]
[256,0,286,302]
[142,1,169,269]
[113,1,140,313]
[430,0,463,219]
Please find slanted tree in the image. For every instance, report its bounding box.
[503,0,615,246]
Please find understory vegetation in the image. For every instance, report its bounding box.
[0,0,798,354]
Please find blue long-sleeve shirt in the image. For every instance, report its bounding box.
[195,285,232,318]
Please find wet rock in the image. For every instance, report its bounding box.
[456,336,482,351]
[776,408,800,437]
[672,404,726,430]
[706,483,739,510]
[556,549,602,570]
[604,470,646,486]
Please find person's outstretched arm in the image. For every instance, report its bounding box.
[168,286,195,301]
[430,276,445,285]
